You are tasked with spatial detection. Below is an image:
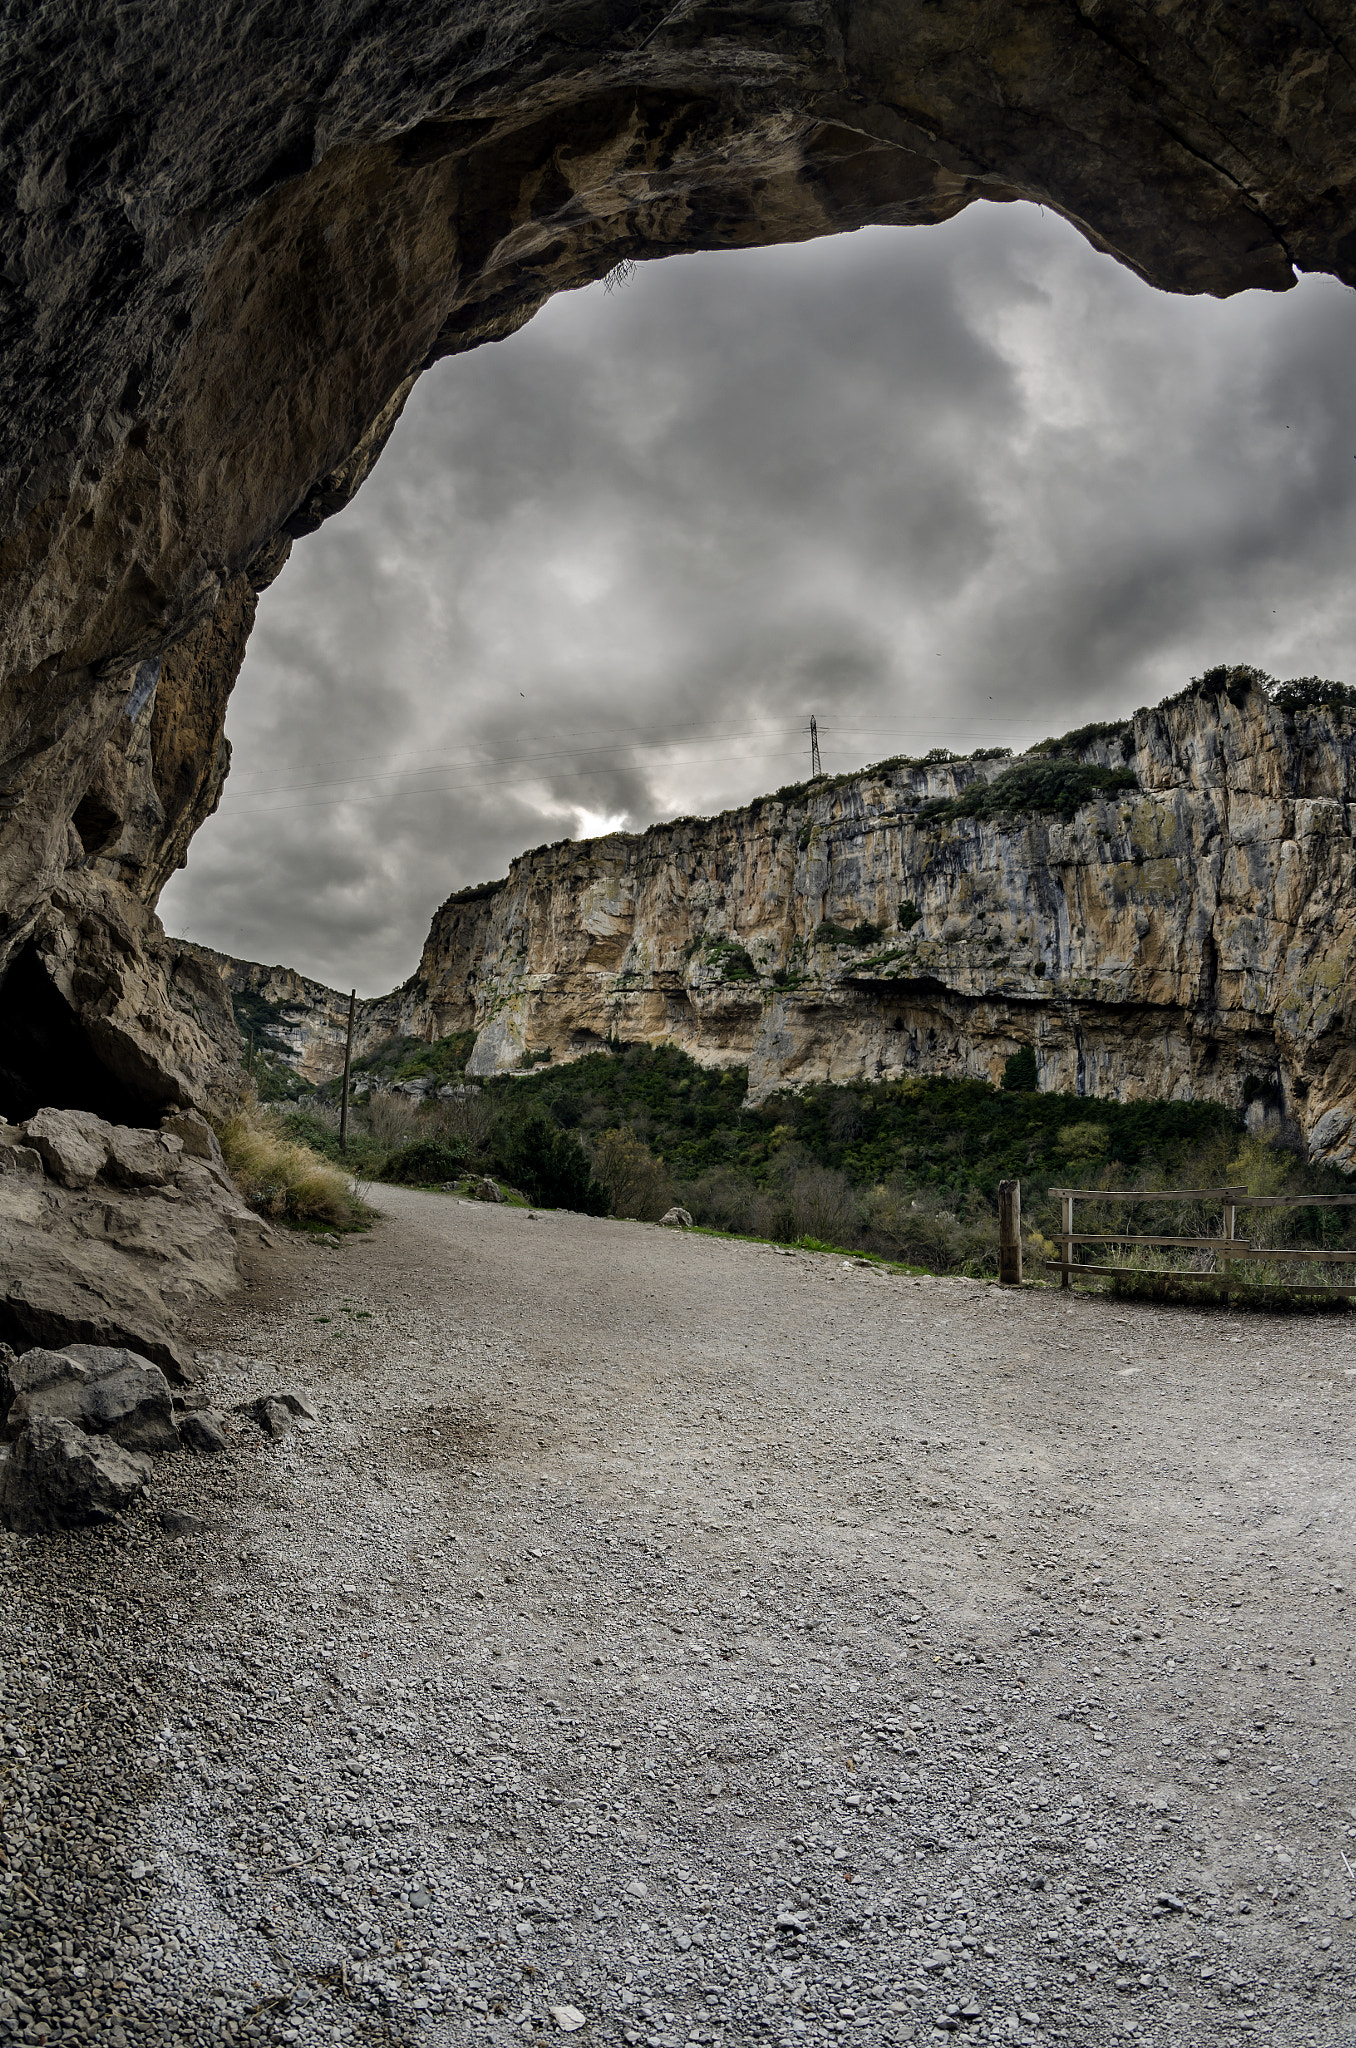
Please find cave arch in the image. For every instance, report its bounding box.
[1,2,1354,1108]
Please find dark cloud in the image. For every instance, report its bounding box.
[159,204,1356,993]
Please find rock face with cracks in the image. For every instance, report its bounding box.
[213,679,1356,1166]
[0,1108,271,1377]
[0,1415,153,1533]
[2,4,1356,1117]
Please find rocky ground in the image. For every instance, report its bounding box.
[1,1187,1354,2048]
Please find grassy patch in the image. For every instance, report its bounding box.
[214,1110,368,1228]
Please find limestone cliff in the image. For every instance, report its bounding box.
[209,678,1356,1171]
[425,677,1356,1163]
[3,4,1356,1120]
[182,948,423,1090]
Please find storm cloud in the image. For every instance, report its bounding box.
[159,202,1356,994]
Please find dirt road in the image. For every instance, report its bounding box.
[2,1187,1353,2048]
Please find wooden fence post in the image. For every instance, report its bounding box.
[339,988,356,1154]
[1061,1192,1074,1289]
[998,1179,1023,1285]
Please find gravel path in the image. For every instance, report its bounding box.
[2,1185,1354,2048]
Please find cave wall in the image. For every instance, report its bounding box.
[2,2,1355,1111]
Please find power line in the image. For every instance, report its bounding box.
[227,720,1051,802]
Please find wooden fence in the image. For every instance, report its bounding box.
[1045,1184,1356,1297]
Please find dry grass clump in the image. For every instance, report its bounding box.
[362,1092,424,1150]
[215,1109,358,1227]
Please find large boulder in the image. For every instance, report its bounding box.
[7,1346,179,1456]
[103,1125,185,1187]
[0,1346,92,1439]
[0,1417,152,1533]
[0,1126,43,1178]
[160,1111,228,1172]
[22,1109,111,1189]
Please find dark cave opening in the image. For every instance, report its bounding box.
[0,943,156,1126]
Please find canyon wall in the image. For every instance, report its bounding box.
[2,5,1356,1122]
[410,679,1356,1164]
[183,948,423,1089]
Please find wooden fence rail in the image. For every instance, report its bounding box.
[1045,1185,1356,1297]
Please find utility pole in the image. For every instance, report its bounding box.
[998,1178,1023,1285]
[339,989,356,1153]
[809,715,822,777]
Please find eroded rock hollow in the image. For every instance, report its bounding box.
[3,2,1356,1115]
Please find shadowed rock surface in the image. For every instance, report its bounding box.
[0,1414,153,1533]
[7,1347,180,1458]
[2,3,1356,1116]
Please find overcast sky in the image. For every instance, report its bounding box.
[159,201,1356,995]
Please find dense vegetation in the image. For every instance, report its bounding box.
[230,654,1356,1289]
[915,759,1138,828]
[269,1038,1356,1298]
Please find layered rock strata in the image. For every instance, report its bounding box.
[238,679,1356,1165]
[2,5,1356,1118]
[181,948,424,1089]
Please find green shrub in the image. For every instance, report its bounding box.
[897,900,921,931]
[499,1113,610,1214]
[1031,718,1133,756]
[702,940,758,981]
[917,760,1137,828]
[1002,1046,1038,1093]
[380,1138,467,1185]
[816,919,885,948]
[590,1127,674,1220]
[1269,675,1356,715]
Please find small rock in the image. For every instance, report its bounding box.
[238,1390,318,1439]
[0,1142,43,1177]
[659,1206,694,1228]
[0,1416,152,1532]
[273,1390,319,1421]
[473,1177,504,1203]
[178,1409,228,1455]
[254,1398,294,1440]
[157,1507,208,1536]
[550,2006,586,2033]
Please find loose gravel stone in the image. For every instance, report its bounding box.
[2,1186,1353,2048]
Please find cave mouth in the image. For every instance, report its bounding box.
[0,943,160,1127]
